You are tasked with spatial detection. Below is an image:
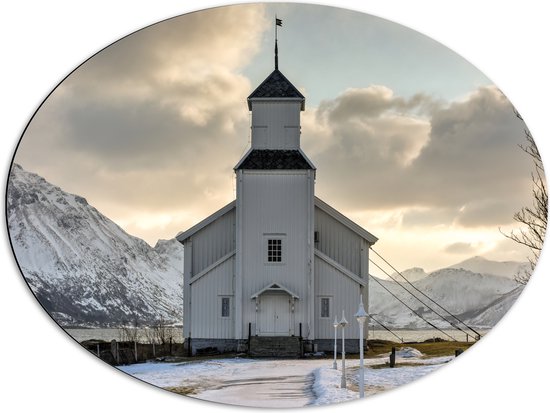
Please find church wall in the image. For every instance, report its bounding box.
[190,256,235,339]
[191,209,236,276]
[239,170,313,338]
[315,207,362,276]
[251,101,301,150]
[314,255,363,339]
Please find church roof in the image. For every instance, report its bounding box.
[175,197,377,246]
[315,197,378,244]
[247,69,305,110]
[235,149,314,170]
[175,200,236,242]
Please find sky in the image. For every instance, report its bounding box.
[12,2,537,273]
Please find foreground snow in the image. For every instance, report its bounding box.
[118,350,453,407]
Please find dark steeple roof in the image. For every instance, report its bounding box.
[247,69,305,110]
[235,149,314,170]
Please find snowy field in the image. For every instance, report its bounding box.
[118,349,453,407]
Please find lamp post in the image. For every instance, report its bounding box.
[333,316,339,369]
[355,297,368,398]
[339,310,348,389]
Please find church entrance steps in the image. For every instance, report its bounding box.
[249,336,302,358]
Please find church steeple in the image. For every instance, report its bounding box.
[235,18,314,171]
[243,69,306,155]
[247,70,305,110]
[236,73,313,169]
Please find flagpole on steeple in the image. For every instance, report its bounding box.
[275,17,282,70]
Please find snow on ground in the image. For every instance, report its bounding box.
[118,353,454,407]
[384,346,424,359]
[356,363,449,394]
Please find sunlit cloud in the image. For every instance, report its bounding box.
[12,4,537,272]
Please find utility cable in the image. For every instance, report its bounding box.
[369,258,475,340]
[368,314,403,343]
[368,273,457,342]
[370,248,481,340]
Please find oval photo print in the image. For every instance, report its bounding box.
[6,3,546,408]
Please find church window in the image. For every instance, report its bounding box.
[267,238,282,262]
[320,297,331,318]
[221,297,230,318]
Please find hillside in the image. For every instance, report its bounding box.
[449,256,529,279]
[7,163,183,327]
[7,163,525,331]
[370,264,522,329]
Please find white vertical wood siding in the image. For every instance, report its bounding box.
[314,207,362,275]
[251,101,301,150]
[240,171,312,337]
[315,256,362,339]
[190,256,235,339]
[191,209,236,276]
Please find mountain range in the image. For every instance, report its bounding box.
[7,164,183,327]
[7,163,524,329]
[370,267,522,330]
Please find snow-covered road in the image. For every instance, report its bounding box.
[196,360,317,407]
[118,350,453,407]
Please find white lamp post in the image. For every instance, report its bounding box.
[355,296,368,398]
[339,310,348,389]
[333,315,339,369]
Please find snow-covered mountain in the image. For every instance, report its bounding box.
[449,256,530,280]
[7,164,526,331]
[390,267,429,283]
[463,286,524,328]
[7,164,183,327]
[370,263,523,329]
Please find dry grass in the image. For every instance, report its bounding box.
[364,339,474,358]
[164,386,198,396]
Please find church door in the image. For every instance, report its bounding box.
[258,294,291,336]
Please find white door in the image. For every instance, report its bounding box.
[258,294,291,336]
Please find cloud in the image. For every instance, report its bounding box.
[319,86,434,122]
[15,5,268,243]
[303,86,429,169]
[454,199,517,227]
[401,207,457,227]
[12,4,539,254]
[64,6,267,99]
[304,85,534,230]
[444,242,477,254]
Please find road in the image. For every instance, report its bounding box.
[188,359,324,407]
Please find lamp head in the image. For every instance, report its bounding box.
[339,310,348,327]
[355,297,368,323]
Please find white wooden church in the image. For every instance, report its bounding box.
[177,49,378,355]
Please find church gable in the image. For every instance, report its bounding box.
[176,201,235,242]
[176,201,236,277]
[315,197,377,243]
[251,282,300,299]
[314,197,377,276]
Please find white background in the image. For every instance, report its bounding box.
[1,1,549,412]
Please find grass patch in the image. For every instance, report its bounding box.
[165,386,197,396]
[410,341,473,357]
[157,352,250,364]
[364,339,474,358]
[368,361,448,369]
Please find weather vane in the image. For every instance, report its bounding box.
[275,16,282,70]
